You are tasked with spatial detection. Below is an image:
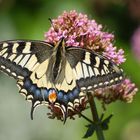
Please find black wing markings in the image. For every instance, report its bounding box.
[66,47,124,91]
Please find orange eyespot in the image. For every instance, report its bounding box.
[48,90,57,103]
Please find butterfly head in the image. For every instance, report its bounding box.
[54,37,66,53]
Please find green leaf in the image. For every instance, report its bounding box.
[101,114,113,130]
[83,123,96,138]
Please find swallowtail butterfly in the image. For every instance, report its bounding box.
[0,38,124,121]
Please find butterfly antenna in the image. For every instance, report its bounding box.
[48,18,53,26]
[48,18,65,42]
[48,18,58,33]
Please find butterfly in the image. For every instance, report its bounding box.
[0,38,124,121]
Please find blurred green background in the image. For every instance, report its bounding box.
[0,0,140,140]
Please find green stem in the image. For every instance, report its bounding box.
[79,113,93,124]
[87,93,105,140]
[74,108,93,124]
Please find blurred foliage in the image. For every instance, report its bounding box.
[0,0,140,140]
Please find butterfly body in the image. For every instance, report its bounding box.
[0,38,124,121]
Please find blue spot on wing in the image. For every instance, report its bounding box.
[29,85,36,93]
[73,88,80,98]
[34,89,42,100]
[24,79,32,89]
[42,88,49,101]
[63,95,68,104]
[57,91,63,101]
[68,91,74,101]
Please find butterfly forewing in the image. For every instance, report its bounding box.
[66,47,124,91]
[0,40,53,79]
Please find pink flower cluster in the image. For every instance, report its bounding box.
[95,79,138,103]
[45,10,125,65]
[44,10,138,103]
[103,44,126,64]
[114,79,138,103]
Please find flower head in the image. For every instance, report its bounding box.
[44,10,138,120]
[94,79,138,103]
[45,10,125,64]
